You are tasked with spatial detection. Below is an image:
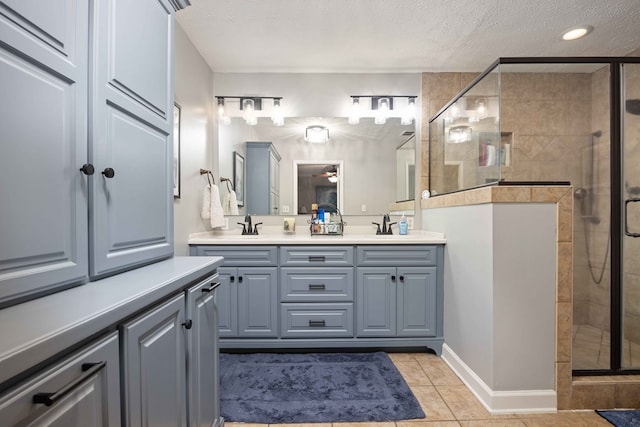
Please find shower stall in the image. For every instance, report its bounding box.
[428,57,640,374]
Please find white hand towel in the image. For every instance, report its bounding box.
[224,190,239,215]
[209,184,225,228]
[201,184,211,219]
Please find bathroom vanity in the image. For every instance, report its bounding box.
[189,230,445,355]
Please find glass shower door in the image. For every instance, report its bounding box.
[622,63,640,369]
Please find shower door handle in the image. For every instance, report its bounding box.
[624,198,640,237]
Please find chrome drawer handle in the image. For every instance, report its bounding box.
[308,256,326,262]
[308,320,326,327]
[308,284,326,290]
[33,361,106,406]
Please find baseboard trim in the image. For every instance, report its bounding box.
[441,344,557,414]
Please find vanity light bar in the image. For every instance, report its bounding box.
[215,96,284,126]
[349,95,417,125]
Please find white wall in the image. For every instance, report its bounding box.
[424,202,557,412]
[173,24,215,255]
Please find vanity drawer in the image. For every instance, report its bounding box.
[280,246,354,267]
[191,245,277,266]
[280,267,354,302]
[280,303,353,338]
[357,245,438,266]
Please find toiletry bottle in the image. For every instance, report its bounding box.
[399,214,408,235]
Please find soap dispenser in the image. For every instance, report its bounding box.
[398,214,408,235]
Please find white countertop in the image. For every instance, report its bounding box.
[188,226,446,245]
[0,256,223,388]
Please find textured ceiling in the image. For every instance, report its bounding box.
[176,0,640,73]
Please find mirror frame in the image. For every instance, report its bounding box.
[293,159,344,214]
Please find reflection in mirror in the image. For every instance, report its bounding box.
[294,161,343,214]
[395,135,415,202]
[217,117,416,216]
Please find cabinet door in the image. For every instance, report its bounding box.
[397,267,437,337]
[0,0,89,306]
[186,278,220,427]
[121,293,187,427]
[0,332,120,427]
[237,267,278,337]
[356,267,396,337]
[89,0,174,278]
[215,267,238,337]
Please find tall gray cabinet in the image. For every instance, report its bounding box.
[0,0,174,307]
[246,141,281,215]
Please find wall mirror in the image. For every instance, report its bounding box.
[217,116,416,216]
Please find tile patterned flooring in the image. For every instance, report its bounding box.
[225,352,614,427]
[573,324,640,370]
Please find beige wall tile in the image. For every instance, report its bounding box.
[557,242,573,303]
[556,302,572,363]
[570,383,615,409]
[531,187,571,203]
[490,187,531,202]
[556,362,572,410]
[464,188,492,205]
[615,382,640,408]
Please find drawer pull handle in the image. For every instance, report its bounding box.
[202,282,221,293]
[309,320,326,327]
[308,284,326,290]
[308,256,326,262]
[33,361,106,406]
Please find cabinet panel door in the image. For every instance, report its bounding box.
[90,0,174,278]
[237,267,278,337]
[0,0,89,306]
[356,267,396,337]
[397,267,437,337]
[186,277,220,427]
[121,294,186,427]
[215,267,238,337]
[0,332,120,427]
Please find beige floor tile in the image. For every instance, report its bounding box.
[226,424,268,427]
[518,411,611,426]
[435,385,494,420]
[333,423,395,427]
[397,422,461,427]
[408,385,457,421]
[459,420,526,427]
[415,357,463,386]
[395,360,433,386]
[388,352,420,362]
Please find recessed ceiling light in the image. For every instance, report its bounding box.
[562,25,593,41]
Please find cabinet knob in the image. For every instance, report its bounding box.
[79,163,95,175]
[102,167,115,178]
[230,276,235,283]
[182,319,193,329]
[238,276,243,283]
[399,275,405,283]
[391,275,396,282]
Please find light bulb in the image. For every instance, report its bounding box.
[348,97,360,125]
[271,98,284,126]
[242,98,256,125]
[375,97,390,125]
[401,97,416,125]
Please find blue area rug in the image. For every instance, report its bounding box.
[597,410,640,426]
[219,351,425,423]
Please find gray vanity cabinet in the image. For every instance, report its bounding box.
[0,0,90,306]
[89,0,175,278]
[191,245,279,338]
[0,332,120,427]
[246,142,281,215]
[121,293,188,427]
[185,277,223,427]
[356,266,437,337]
[0,0,176,306]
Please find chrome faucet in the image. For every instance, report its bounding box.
[238,214,262,235]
